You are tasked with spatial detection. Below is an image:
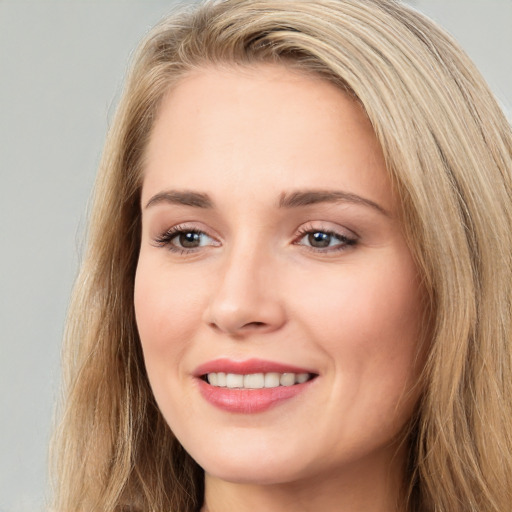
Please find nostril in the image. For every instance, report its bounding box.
[243,321,266,329]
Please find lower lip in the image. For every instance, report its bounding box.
[197,378,314,413]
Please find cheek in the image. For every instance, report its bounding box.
[293,255,424,400]
[134,259,206,367]
[133,258,214,428]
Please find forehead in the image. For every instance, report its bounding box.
[142,64,392,212]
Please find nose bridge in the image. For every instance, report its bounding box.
[204,231,285,335]
[222,233,263,292]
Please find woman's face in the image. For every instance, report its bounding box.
[135,64,425,485]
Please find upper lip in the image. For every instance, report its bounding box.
[193,358,317,377]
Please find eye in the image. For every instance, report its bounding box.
[295,227,357,252]
[173,231,206,248]
[154,225,219,253]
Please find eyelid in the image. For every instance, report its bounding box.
[294,221,358,238]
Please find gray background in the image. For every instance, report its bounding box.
[0,1,510,511]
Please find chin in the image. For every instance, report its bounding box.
[192,447,308,485]
[204,462,299,486]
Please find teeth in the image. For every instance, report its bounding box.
[296,373,309,384]
[206,372,312,389]
[226,373,244,389]
[244,373,264,389]
[264,372,280,388]
[217,372,226,387]
[280,373,295,386]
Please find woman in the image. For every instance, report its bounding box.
[50,1,512,511]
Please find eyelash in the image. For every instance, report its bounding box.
[153,224,358,254]
[153,224,214,254]
[293,225,357,253]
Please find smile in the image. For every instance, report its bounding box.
[204,372,312,389]
[195,359,318,413]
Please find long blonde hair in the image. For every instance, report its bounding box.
[50,1,512,510]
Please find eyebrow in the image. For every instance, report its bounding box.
[145,190,213,209]
[144,188,389,216]
[278,190,389,216]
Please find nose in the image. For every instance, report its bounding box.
[203,241,286,337]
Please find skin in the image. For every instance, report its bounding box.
[134,64,425,512]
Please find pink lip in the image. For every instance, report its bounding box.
[194,358,318,414]
[193,358,315,376]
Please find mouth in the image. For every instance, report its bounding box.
[194,358,318,413]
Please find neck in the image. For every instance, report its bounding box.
[201,446,408,512]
